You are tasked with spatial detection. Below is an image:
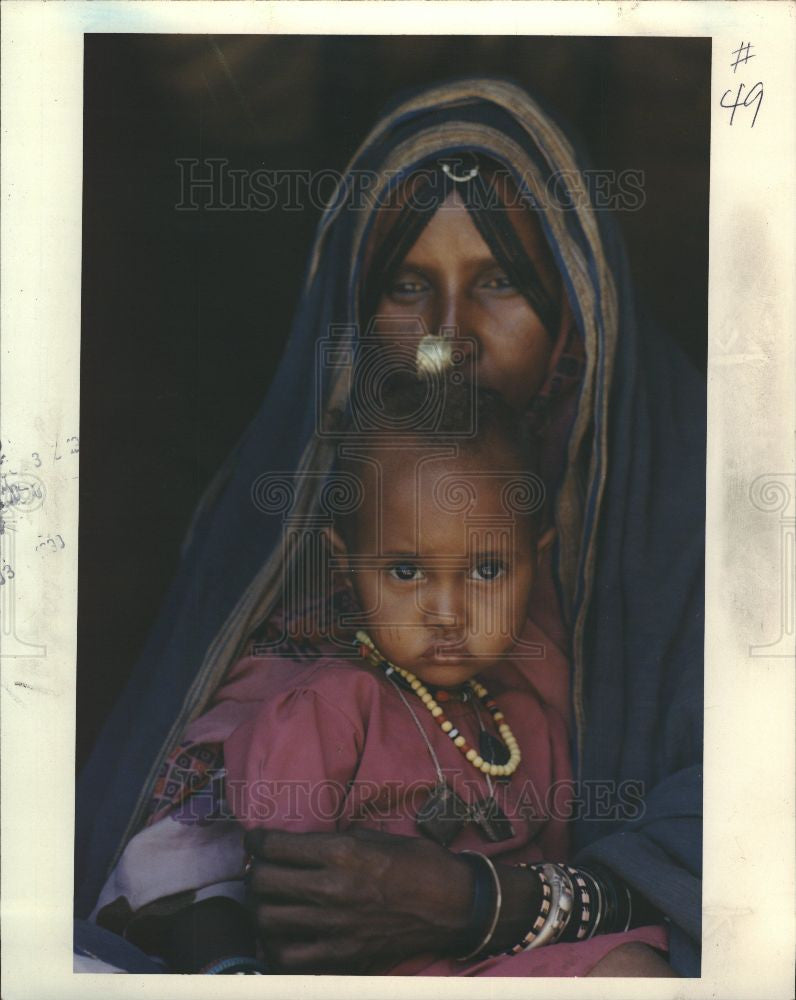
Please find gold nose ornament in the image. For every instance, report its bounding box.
[416,335,455,376]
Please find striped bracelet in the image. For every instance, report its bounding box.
[506,864,553,953]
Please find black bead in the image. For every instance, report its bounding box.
[479,730,510,765]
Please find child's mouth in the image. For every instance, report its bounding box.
[421,640,469,662]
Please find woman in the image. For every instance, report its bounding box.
[75,77,704,976]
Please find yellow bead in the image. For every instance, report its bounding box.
[421,693,432,705]
[454,736,466,748]
[431,706,443,718]
[465,749,477,762]
[411,680,421,690]
[488,764,499,777]
[473,756,484,769]
[441,721,453,733]
[494,712,504,722]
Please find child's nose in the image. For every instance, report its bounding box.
[422,577,467,631]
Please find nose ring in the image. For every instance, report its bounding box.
[416,335,454,376]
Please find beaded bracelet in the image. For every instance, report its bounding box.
[456,851,503,962]
[560,865,592,942]
[579,863,634,935]
[507,861,640,955]
[506,866,552,954]
[532,864,575,948]
[509,863,574,951]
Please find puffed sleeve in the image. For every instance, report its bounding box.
[223,685,364,833]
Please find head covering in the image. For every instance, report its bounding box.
[76,77,704,974]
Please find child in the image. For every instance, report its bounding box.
[218,375,599,975]
[112,375,667,975]
[225,376,566,865]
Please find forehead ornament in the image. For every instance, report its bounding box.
[441,161,480,184]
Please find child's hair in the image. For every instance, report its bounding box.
[369,370,539,472]
[332,370,544,544]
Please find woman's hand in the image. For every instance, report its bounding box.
[244,827,475,974]
[243,827,544,974]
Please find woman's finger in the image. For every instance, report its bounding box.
[252,901,351,937]
[244,827,372,871]
[246,859,355,906]
[244,828,325,868]
[268,935,371,974]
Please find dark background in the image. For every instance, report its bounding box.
[78,35,710,769]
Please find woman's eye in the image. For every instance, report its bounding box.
[471,560,506,581]
[481,271,515,291]
[387,274,429,297]
[389,564,424,582]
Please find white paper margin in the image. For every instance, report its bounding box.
[2,2,794,998]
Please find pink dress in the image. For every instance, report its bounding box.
[215,636,668,976]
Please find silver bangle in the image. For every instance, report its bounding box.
[621,883,633,933]
[456,851,503,962]
[525,863,575,950]
[547,864,576,943]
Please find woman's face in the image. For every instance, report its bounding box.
[370,190,561,413]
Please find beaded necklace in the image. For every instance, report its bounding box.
[355,630,522,778]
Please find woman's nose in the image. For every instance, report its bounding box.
[434,292,480,363]
[436,288,466,335]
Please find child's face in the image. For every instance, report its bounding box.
[343,444,539,688]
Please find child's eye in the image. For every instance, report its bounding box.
[470,559,506,581]
[389,563,425,582]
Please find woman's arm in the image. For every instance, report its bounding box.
[243,827,544,974]
[243,828,678,975]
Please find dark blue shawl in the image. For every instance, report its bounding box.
[76,77,704,975]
